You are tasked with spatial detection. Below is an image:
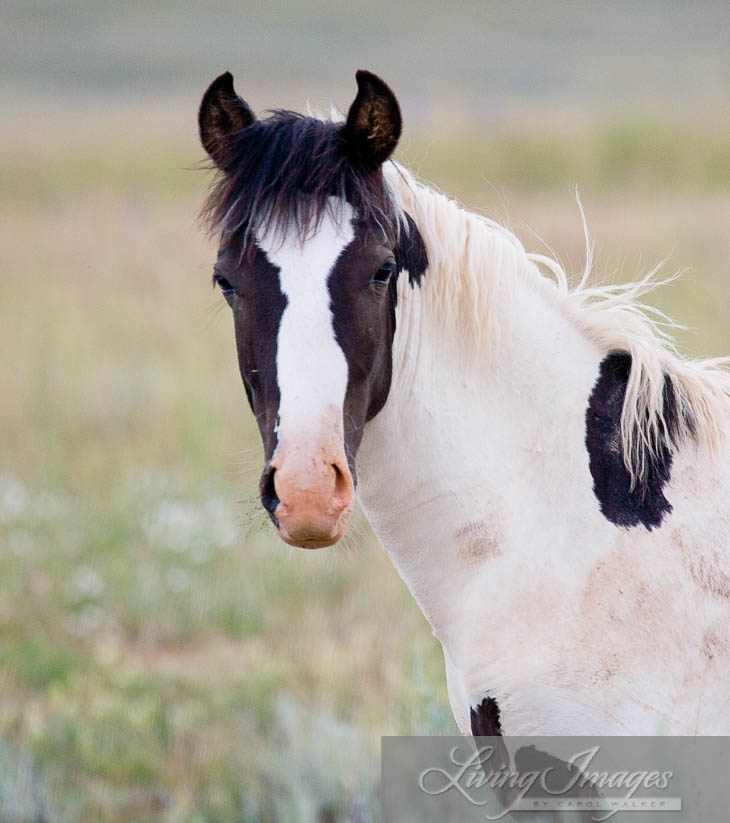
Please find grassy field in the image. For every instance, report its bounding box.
[1,98,729,822]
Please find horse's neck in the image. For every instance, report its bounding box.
[357,200,730,735]
[357,269,606,648]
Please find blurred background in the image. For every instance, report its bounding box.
[1,1,728,820]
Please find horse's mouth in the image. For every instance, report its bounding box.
[274,506,352,549]
[260,430,355,549]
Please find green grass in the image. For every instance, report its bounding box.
[403,112,730,197]
[1,101,728,821]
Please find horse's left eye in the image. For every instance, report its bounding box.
[373,261,394,285]
[213,272,236,296]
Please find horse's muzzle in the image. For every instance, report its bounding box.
[260,436,354,549]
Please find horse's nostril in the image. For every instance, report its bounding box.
[332,462,351,502]
[260,465,280,525]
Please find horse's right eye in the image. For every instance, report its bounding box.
[213,272,235,296]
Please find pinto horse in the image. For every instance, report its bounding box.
[198,70,730,735]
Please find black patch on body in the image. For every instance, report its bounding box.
[470,696,503,736]
[585,351,681,530]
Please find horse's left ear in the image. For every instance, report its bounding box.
[343,70,402,169]
[199,71,256,170]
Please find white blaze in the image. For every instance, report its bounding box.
[256,199,355,445]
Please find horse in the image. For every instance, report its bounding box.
[197,70,730,736]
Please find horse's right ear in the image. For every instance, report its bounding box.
[198,72,256,169]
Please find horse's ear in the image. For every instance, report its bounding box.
[199,72,255,169]
[343,70,402,169]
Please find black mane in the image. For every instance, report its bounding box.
[201,110,397,248]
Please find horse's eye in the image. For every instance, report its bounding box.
[213,272,236,296]
[373,261,394,285]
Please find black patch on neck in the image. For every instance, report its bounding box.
[585,351,680,530]
[386,211,428,335]
[470,696,503,736]
[396,212,428,288]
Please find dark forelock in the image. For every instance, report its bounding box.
[201,111,398,248]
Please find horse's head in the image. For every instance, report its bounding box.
[199,70,427,548]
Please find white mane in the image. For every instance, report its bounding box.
[385,162,730,485]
